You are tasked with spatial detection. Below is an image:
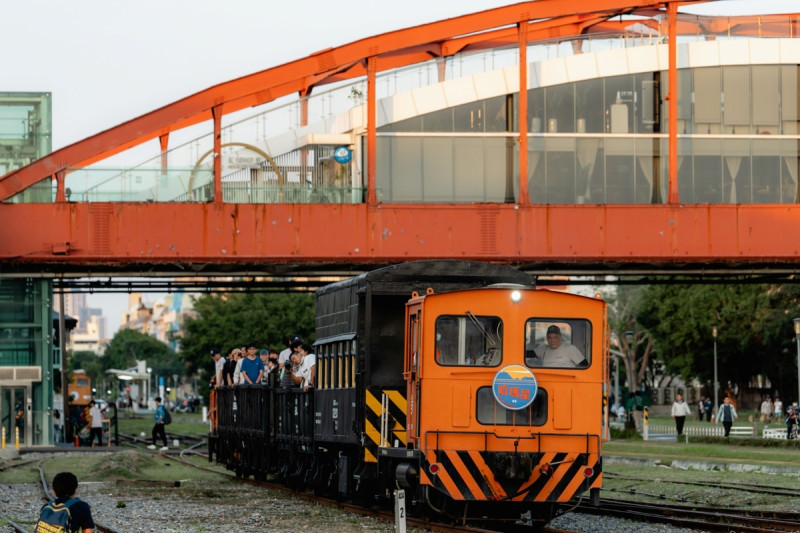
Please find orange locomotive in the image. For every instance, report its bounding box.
[379,279,607,526]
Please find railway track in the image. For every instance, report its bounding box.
[605,471,800,499]
[169,447,577,532]
[576,497,800,532]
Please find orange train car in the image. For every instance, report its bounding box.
[378,279,607,526]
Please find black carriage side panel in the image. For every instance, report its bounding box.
[314,261,535,447]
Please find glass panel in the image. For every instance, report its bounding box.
[723,66,751,128]
[435,315,502,367]
[453,101,485,132]
[781,66,799,132]
[63,167,213,203]
[605,75,634,134]
[545,84,575,133]
[575,78,604,133]
[476,387,547,426]
[422,138,454,201]
[1,388,26,444]
[752,66,779,129]
[524,319,590,368]
[484,95,510,133]
[694,67,721,128]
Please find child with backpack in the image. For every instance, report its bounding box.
[34,472,94,533]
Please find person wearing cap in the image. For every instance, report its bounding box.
[240,342,265,385]
[534,325,587,368]
[279,335,303,366]
[211,348,225,389]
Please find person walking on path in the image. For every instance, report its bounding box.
[760,397,773,425]
[774,396,784,423]
[715,396,738,437]
[786,402,798,439]
[53,409,63,444]
[671,393,692,437]
[87,401,103,446]
[147,397,169,451]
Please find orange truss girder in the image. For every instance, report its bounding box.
[2,203,800,272]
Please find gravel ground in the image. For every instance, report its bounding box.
[0,451,751,533]
[0,480,699,533]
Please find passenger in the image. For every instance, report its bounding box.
[533,325,587,367]
[36,472,95,533]
[147,397,169,451]
[279,335,303,366]
[229,348,244,386]
[291,343,317,392]
[259,349,270,381]
[211,347,225,389]
[264,350,280,383]
[240,342,265,385]
[87,400,104,446]
[715,396,738,437]
[221,348,237,386]
[760,396,773,424]
[280,352,297,389]
[671,393,691,437]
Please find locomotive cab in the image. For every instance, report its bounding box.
[388,286,606,526]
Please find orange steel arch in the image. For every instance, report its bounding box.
[1,0,743,201]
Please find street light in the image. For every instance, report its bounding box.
[793,318,800,404]
[147,367,153,401]
[712,325,719,415]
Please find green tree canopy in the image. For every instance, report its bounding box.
[179,292,315,375]
[637,282,800,401]
[103,328,182,378]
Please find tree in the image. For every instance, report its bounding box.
[637,282,800,403]
[103,329,181,378]
[179,292,315,374]
[606,285,657,395]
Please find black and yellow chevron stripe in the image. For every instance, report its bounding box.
[419,450,601,502]
[363,387,407,462]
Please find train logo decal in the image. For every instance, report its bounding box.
[492,364,537,410]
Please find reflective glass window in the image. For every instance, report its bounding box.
[435,314,502,366]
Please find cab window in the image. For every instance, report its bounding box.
[524,319,591,369]
[435,314,502,366]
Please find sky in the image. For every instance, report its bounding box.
[3,0,797,336]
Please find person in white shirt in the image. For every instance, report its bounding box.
[670,393,692,436]
[534,325,587,368]
[774,396,784,421]
[291,343,317,392]
[88,400,104,446]
[211,348,225,389]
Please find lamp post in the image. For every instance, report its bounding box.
[147,367,152,402]
[712,325,719,415]
[625,330,634,388]
[793,318,800,403]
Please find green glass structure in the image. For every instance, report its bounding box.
[0,92,54,446]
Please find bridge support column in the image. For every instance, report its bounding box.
[667,2,679,204]
[367,56,377,207]
[212,105,223,204]
[517,19,529,206]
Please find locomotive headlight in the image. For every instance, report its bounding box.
[510,290,522,303]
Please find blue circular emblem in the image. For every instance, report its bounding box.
[333,146,352,164]
[492,364,538,410]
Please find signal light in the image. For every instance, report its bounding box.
[428,463,440,475]
[583,467,594,478]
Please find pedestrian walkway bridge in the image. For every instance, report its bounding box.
[2,1,800,277]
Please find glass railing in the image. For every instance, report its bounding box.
[221,185,365,204]
[62,167,213,203]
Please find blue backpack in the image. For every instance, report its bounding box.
[34,498,78,533]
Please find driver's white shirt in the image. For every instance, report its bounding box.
[535,343,584,367]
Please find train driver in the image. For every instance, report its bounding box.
[535,325,587,368]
